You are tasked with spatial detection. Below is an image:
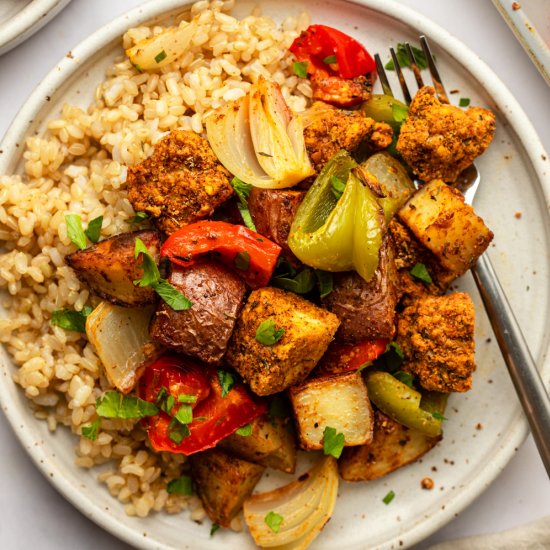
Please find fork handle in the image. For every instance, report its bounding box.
[472,254,550,476]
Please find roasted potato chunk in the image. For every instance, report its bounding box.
[398,179,493,277]
[396,86,496,182]
[219,414,297,473]
[190,448,264,528]
[127,130,234,234]
[66,229,160,307]
[339,410,442,481]
[150,261,246,365]
[225,287,340,396]
[396,293,476,393]
[289,371,373,451]
[322,237,398,343]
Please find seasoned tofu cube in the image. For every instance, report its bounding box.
[398,179,493,276]
[289,371,373,450]
[219,414,297,473]
[339,410,442,481]
[190,448,265,528]
[396,293,476,392]
[149,261,246,365]
[225,287,340,396]
[66,229,160,307]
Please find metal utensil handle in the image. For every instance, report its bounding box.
[472,254,550,476]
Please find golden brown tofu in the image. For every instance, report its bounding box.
[127,130,233,235]
[149,261,246,365]
[303,102,393,173]
[396,86,496,182]
[396,293,476,393]
[225,287,340,396]
[289,371,373,450]
[322,237,398,343]
[339,410,442,481]
[398,179,493,277]
[190,448,265,528]
[219,414,297,473]
[66,229,160,307]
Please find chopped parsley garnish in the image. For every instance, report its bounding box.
[410,262,433,284]
[167,475,193,496]
[217,369,236,398]
[293,60,308,78]
[432,411,448,421]
[459,97,471,107]
[174,404,193,425]
[255,319,285,346]
[323,426,345,459]
[178,394,197,404]
[392,102,409,123]
[128,211,149,224]
[155,387,168,405]
[95,391,159,419]
[272,268,315,294]
[210,523,220,537]
[357,361,371,373]
[168,418,190,444]
[84,215,103,243]
[382,490,395,504]
[385,43,428,71]
[155,50,167,63]
[134,238,192,310]
[323,54,337,64]
[65,214,87,250]
[331,175,347,200]
[393,371,414,388]
[50,305,93,333]
[264,511,284,533]
[315,269,333,299]
[132,62,143,73]
[235,423,252,436]
[234,250,251,271]
[389,341,404,359]
[81,418,100,441]
[231,177,256,231]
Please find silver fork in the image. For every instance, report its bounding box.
[376,36,550,476]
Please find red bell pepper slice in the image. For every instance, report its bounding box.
[160,220,281,289]
[139,354,267,456]
[315,338,389,377]
[289,25,376,80]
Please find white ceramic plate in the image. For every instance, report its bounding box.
[1,1,549,549]
[0,0,72,56]
[492,0,550,87]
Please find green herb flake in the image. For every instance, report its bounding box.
[210,523,220,537]
[393,371,414,388]
[389,341,404,359]
[293,60,308,78]
[65,214,88,250]
[383,490,396,505]
[178,394,197,404]
[96,391,159,419]
[85,215,103,243]
[161,394,176,415]
[235,423,252,436]
[50,305,93,333]
[174,404,193,425]
[315,270,333,299]
[410,262,433,284]
[231,177,256,231]
[385,43,428,71]
[323,54,337,65]
[81,418,101,441]
[459,97,471,107]
[265,511,284,533]
[152,280,192,311]
[128,211,149,224]
[168,417,190,443]
[234,250,251,271]
[134,237,161,287]
[272,268,315,294]
[155,50,167,63]
[255,319,285,346]
[432,411,448,421]
[357,361,371,373]
[155,387,169,405]
[392,102,409,123]
[323,426,345,459]
[331,175,347,200]
[217,369,237,398]
[167,475,193,496]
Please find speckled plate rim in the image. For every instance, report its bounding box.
[0,0,73,56]
[0,0,549,549]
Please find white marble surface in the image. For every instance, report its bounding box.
[0,0,549,548]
